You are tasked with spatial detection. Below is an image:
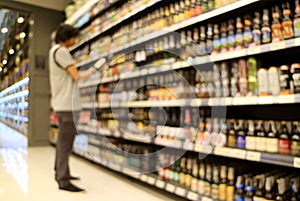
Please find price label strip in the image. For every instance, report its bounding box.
[247,45,261,55]
[140,174,148,182]
[165,183,176,193]
[270,41,286,51]
[293,157,300,168]
[175,187,187,197]
[147,176,157,185]
[246,151,261,162]
[187,191,199,201]
[155,179,166,189]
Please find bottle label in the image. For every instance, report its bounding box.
[198,180,205,195]
[206,40,213,53]
[219,184,227,200]
[191,178,198,192]
[226,186,235,201]
[243,30,253,45]
[213,38,221,51]
[185,174,192,187]
[228,135,237,147]
[255,137,266,152]
[221,37,227,49]
[293,73,300,93]
[204,182,211,196]
[180,172,186,185]
[235,33,243,45]
[246,136,256,150]
[271,24,283,42]
[195,5,203,15]
[262,27,271,43]
[279,74,290,90]
[237,135,246,149]
[294,18,300,37]
[282,21,294,39]
[252,29,261,45]
[199,41,207,55]
[211,184,219,199]
[291,141,300,155]
[279,139,291,153]
[266,138,278,153]
[227,35,235,47]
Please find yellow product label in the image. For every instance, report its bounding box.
[253,196,268,201]
[219,184,227,200]
[198,180,205,195]
[226,186,234,201]
[185,174,192,188]
[179,172,186,185]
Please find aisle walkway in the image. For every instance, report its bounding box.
[0,123,182,201]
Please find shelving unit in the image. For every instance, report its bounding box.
[51,0,300,200]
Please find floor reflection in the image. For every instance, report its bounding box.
[0,148,28,193]
[0,122,28,193]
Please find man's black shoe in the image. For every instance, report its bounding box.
[59,183,85,192]
[69,176,80,180]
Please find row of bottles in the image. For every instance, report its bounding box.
[234,170,300,201]
[78,105,300,156]
[89,57,300,103]
[158,154,237,200]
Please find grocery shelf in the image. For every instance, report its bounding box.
[77,37,300,89]
[0,77,29,98]
[65,0,99,25]
[70,0,162,51]
[73,146,207,200]
[80,94,300,109]
[78,124,300,169]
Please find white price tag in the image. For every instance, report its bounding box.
[214,147,227,156]
[258,96,273,105]
[295,38,300,46]
[247,46,261,55]
[166,183,176,193]
[232,97,248,105]
[175,187,186,197]
[187,191,199,201]
[195,56,209,64]
[202,196,213,201]
[278,94,295,104]
[230,149,246,159]
[141,69,148,76]
[140,175,148,182]
[148,68,156,74]
[156,179,166,189]
[194,144,203,152]
[246,151,261,161]
[294,157,300,168]
[225,97,232,105]
[147,176,156,185]
[270,41,286,51]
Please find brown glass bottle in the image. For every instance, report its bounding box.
[227,119,237,148]
[226,167,235,201]
[219,165,227,201]
[271,6,283,42]
[211,166,220,200]
[278,121,291,154]
[281,2,294,39]
[291,121,300,156]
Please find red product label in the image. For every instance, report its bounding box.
[279,139,291,153]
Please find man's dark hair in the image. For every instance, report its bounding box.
[54,24,79,43]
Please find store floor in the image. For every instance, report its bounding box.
[0,123,185,201]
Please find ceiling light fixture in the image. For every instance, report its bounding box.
[2,60,7,65]
[17,17,24,23]
[9,49,14,55]
[20,32,26,38]
[1,27,8,33]
[0,67,2,72]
